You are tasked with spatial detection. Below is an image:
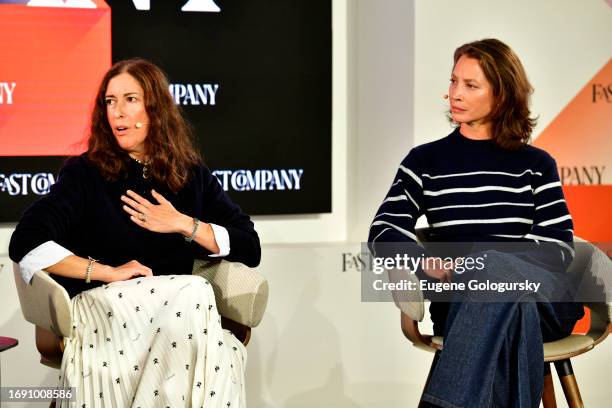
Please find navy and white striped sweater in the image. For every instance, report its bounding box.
[368,127,574,272]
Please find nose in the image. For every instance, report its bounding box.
[449,83,462,102]
[113,101,125,118]
[450,88,462,101]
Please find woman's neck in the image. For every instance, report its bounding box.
[460,122,492,140]
[129,152,148,163]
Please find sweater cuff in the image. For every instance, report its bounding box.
[18,241,73,284]
[208,223,230,257]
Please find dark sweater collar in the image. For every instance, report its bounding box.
[450,126,494,146]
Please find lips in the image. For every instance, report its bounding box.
[451,106,466,113]
[115,125,129,135]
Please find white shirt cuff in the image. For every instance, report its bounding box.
[208,223,230,257]
[18,241,74,284]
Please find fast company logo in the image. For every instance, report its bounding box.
[212,169,305,192]
[169,83,219,106]
[0,82,16,104]
[592,83,612,103]
[0,173,56,196]
[0,169,304,197]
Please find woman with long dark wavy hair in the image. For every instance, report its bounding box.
[369,39,583,407]
[10,58,260,407]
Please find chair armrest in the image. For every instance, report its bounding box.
[389,264,438,351]
[389,267,425,322]
[583,242,612,346]
[192,259,269,328]
[13,264,72,338]
[400,312,441,353]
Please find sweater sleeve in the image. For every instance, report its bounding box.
[517,155,574,271]
[9,158,87,264]
[368,149,426,265]
[194,166,261,267]
[16,241,74,284]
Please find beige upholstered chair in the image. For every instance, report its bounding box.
[13,259,269,369]
[394,229,611,408]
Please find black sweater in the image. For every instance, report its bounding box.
[9,154,261,298]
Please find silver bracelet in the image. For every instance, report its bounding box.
[185,217,200,243]
[85,256,97,283]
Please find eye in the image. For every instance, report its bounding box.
[449,78,457,84]
[105,98,115,106]
[466,83,477,89]
[127,96,138,102]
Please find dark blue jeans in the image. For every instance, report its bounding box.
[421,251,583,408]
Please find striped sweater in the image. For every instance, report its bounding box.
[368,127,574,272]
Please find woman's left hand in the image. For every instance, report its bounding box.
[121,189,190,234]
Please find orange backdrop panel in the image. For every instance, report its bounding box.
[535,60,612,334]
[0,3,111,156]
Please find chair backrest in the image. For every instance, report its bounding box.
[193,259,269,328]
[13,263,73,338]
[567,238,612,337]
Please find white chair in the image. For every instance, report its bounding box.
[13,259,269,369]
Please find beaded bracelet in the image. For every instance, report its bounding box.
[85,256,97,283]
[185,217,200,243]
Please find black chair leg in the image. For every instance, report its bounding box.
[418,351,441,408]
[554,359,583,408]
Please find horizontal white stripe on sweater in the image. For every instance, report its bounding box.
[374,212,413,219]
[424,185,531,196]
[489,234,526,239]
[382,193,419,211]
[371,220,417,241]
[535,199,566,211]
[371,227,392,243]
[538,214,573,227]
[524,233,575,256]
[404,189,420,210]
[422,169,542,179]
[429,202,533,211]
[431,217,533,228]
[383,195,407,203]
[399,165,422,187]
[533,181,561,195]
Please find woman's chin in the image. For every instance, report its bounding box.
[116,142,137,154]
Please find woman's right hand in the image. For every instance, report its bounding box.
[102,260,153,283]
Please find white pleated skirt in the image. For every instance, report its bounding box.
[57,274,247,408]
